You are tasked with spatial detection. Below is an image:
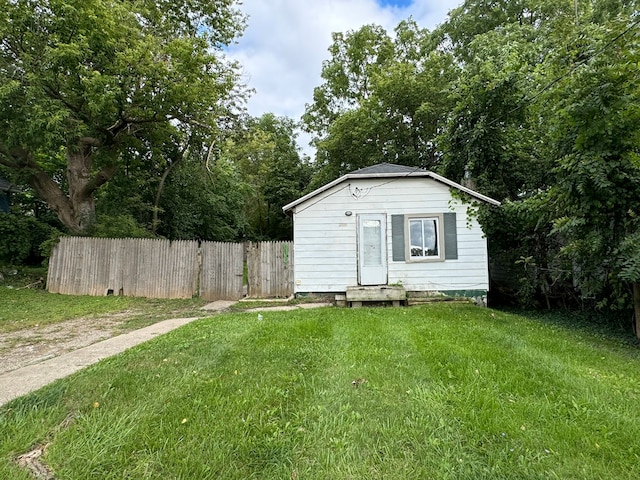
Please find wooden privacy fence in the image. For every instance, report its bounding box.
[46,237,199,298]
[247,241,293,298]
[200,241,244,301]
[47,237,293,300]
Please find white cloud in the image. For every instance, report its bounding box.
[226,0,463,156]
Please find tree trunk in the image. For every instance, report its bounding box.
[65,146,96,232]
[634,282,640,339]
[27,141,116,234]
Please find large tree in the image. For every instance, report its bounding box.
[303,20,456,182]
[0,0,245,233]
[548,19,640,315]
[439,0,640,316]
[439,23,542,201]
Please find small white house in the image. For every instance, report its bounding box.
[282,163,501,301]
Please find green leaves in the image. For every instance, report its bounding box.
[617,230,640,284]
[220,114,312,240]
[304,20,456,177]
[547,19,640,305]
[0,0,246,233]
[435,0,640,312]
[0,214,53,265]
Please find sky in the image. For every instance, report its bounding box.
[226,0,464,157]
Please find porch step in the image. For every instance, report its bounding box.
[344,285,406,307]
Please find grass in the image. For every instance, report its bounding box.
[2,304,640,479]
[0,287,208,333]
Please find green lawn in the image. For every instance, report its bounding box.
[0,287,207,333]
[2,304,640,479]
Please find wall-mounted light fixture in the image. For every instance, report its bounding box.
[345,211,353,216]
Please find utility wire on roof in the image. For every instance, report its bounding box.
[290,165,425,214]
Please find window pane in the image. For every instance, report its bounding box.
[362,220,382,266]
[423,219,438,256]
[409,217,439,258]
[409,220,423,257]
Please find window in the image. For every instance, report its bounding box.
[392,213,456,262]
[409,217,440,258]
[361,219,382,266]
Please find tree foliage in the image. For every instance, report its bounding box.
[443,0,640,315]
[440,25,538,201]
[156,155,248,241]
[304,20,457,182]
[549,29,640,307]
[0,213,53,265]
[223,114,313,240]
[0,0,246,233]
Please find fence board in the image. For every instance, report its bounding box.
[47,238,292,300]
[199,242,244,301]
[247,241,293,298]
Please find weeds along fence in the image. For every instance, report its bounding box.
[46,237,293,300]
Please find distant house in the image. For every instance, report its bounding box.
[0,178,19,214]
[282,163,500,303]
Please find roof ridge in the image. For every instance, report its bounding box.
[350,163,425,175]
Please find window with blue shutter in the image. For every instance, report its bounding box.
[391,213,457,262]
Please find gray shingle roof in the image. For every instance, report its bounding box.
[350,163,426,175]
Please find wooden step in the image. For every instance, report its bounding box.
[345,285,406,307]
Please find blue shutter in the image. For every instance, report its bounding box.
[443,213,458,260]
[0,193,8,213]
[391,215,405,261]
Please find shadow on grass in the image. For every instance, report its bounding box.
[498,307,640,348]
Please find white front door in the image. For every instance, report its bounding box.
[358,214,387,285]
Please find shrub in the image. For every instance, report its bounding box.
[0,214,52,265]
[88,214,155,239]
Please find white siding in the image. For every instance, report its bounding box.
[291,177,490,293]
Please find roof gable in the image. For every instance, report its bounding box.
[283,163,500,214]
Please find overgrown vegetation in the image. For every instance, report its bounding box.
[0,216,53,266]
[1,305,640,479]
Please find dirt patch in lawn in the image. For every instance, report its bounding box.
[0,312,146,375]
[0,301,330,376]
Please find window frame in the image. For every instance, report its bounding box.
[405,213,445,262]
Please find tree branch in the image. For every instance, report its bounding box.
[27,168,72,218]
[0,146,20,169]
[152,142,191,233]
[0,144,37,169]
[78,137,102,147]
[81,164,118,198]
[41,84,90,123]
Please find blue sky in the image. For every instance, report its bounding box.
[378,0,414,7]
[227,0,463,155]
